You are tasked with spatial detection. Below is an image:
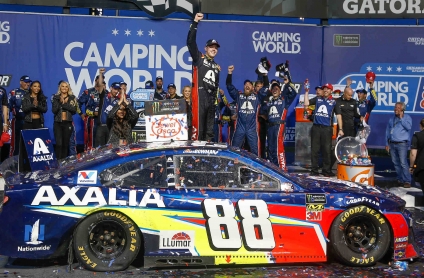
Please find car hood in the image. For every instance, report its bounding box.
[291,174,406,209]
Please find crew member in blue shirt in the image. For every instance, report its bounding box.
[385,102,412,188]
[304,83,337,177]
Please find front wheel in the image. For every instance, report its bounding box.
[330,205,391,266]
[73,211,142,271]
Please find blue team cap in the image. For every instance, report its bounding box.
[244,79,253,85]
[145,80,154,89]
[111,82,121,89]
[356,89,368,94]
[20,75,31,83]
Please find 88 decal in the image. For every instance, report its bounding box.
[201,199,275,251]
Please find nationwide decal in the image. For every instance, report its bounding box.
[24,219,44,245]
[183,149,218,155]
[31,187,166,207]
[0,21,10,44]
[252,31,301,54]
[334,63,424,113]
[77,170,98,184]
[159,231,195,249]
[345,196,379,206]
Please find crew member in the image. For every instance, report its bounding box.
[335,77,362,138]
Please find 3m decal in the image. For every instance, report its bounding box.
[202,199,275,251]
[306,211,322,221]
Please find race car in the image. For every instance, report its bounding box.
[0,141,418,272]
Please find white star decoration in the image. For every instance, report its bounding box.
[396,66,402,72]
[112,28,119,36]
[366,66,372,71]
[148,30,155,37]
[137,30,143,36]
[387,66,392,72]
[124,29,131,36]
[377,66,382,72]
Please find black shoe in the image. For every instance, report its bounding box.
[416,218,424,225]
[309,171,320,176]
[323,171,335,177]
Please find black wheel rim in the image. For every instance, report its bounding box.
[89,220,127,260]
[343,215,378,253]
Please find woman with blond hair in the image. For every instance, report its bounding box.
[182,85,193,139]
[52,81,77,159]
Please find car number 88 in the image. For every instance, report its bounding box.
[202,199,276,251]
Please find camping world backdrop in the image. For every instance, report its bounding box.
[0,12,423,147]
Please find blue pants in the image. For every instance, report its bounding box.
[389,142,411,184]
[231,125,259,156]
[267,124,287,170]
[69,122,77,155]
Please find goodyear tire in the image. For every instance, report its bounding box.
[73,210,142,271]
[330,205,391,266]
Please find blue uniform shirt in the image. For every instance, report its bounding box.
[9,88,27,120]
[309,96,337,126]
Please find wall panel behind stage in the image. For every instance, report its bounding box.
[0,12,323,144]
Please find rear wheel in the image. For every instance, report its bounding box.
[330,205,391,266]
[73,211,142,271]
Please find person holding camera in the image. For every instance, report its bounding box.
[385,102,412,188]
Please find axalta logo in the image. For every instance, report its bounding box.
[24,219,44,245]
[159,231,194,249]
[32,138,54,162]
[252,31,301,54]
[77,170,98,184]
[31,186,166,207]
[0,21,10,44]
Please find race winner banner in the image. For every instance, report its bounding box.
[0,12,322,145]
[322,26,424,147]
[144,99,188,141]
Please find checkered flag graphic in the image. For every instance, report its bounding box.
[127,0,199,18]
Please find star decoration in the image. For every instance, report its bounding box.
[112,28,119,36]
[366,66,372,71]
[137,30,143,36]
[396,66,402,72]
[124,29,131,36]
[148,29,155,37]
[387,66,392,72]
[377,66,382,72]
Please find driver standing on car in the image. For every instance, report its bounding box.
[187,12,220,141]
